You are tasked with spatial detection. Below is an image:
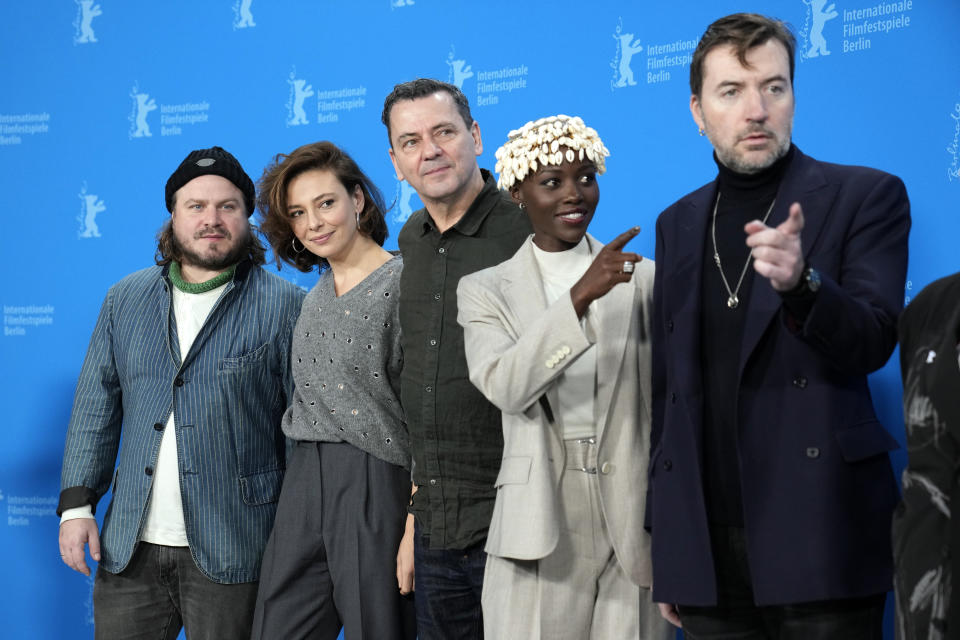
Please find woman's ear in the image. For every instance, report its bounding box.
[509,186,522,207]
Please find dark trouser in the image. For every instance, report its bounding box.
[413,521,487,640]
[679,527,886,640]
[93,542,258,640]
[251,441,416,640]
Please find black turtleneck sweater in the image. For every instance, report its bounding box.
[700,145,796,527]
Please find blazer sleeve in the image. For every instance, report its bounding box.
[457,272,594,416]
[790,173,910,375]
[58,288,124,516]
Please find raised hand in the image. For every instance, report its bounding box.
[570,226,643,317]
[745,202,805,291]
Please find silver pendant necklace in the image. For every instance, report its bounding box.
[710,191,776,309]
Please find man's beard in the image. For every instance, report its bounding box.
[172,224,250,272]
[714,125,791,175]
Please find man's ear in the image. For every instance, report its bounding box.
[690,94,705,132]
[388,148,404,181]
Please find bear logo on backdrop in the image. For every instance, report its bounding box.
[287,68,314,126]
[390,0,414,8]
[73,0,102,44]
[232,0,255,29]
[800,0,840,60]
[610,18,644,90]
[446,46,474,90]
[392,180,421,225]
[77,183,106,239]
[128,85,157,138]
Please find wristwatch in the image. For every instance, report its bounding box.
[785,264,821,297]
[802,265,822,294]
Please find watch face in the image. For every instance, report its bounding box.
[807,267,822,292]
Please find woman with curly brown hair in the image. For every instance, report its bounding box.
[251,141,416,640]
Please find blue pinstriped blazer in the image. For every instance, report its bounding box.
[59,260,304,583]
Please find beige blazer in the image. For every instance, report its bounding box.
[456,234,655,587]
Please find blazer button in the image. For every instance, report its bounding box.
[663,459,673,471]
[806,447,820,459]
[545,359,555,369]
[153,422,164,431]
[562,345,572,355]
[145,467,154,476]
[174,376,184,387]
[666,320,674,332]
[600,461,613,475]
[792,377,808,389]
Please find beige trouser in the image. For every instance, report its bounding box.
[481,438,671,639]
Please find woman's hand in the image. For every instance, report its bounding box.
[570,226,643,317]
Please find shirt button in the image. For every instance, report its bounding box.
[806,447,820,459]
[667,319,674,332]
[145,467,154,476]
[425,386,433,393]
[174,376,184,387]
[438,247,446,254]
[670,392,677,404]
[429,478,437,486]
[153,422,164,431]
[793,377,808,389]
[434,293,441,301]
[663,459,673,471]
[600,462,612,475]
[429,339,437,346]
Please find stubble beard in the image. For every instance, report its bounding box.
[714,126,792,175]
[172,224,250,272]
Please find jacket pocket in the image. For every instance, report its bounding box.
[494,456,532,487]
[239,468,283,506]
[220,342,269,370]
[834,420,900,462]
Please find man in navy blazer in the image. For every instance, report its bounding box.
[649,13,910,638]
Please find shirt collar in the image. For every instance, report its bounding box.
[418,169,502,237]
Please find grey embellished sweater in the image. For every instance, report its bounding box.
[282,255,409,469]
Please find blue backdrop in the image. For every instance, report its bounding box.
[2,1,957,637]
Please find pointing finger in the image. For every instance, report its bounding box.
[606,226,641,252]
[777,202,805,236]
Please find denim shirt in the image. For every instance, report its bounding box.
[59,261,304,583]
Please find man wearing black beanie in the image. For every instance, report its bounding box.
[57,146,304,639]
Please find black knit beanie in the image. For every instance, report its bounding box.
[164,146,256,216]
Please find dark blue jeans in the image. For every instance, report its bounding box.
[413,522,487,640]
[93,542,258,640]
[678,527,885,640]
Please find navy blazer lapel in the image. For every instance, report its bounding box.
[738,149,833,373]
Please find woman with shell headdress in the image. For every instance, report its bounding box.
[456,115,671,638]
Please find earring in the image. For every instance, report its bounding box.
[291,237,306,254]
[356,210,361,229]
[698,128,705,137]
